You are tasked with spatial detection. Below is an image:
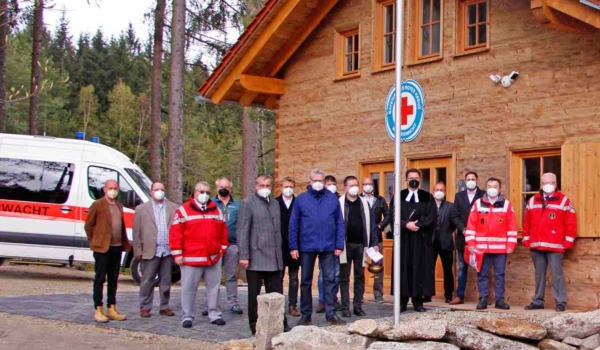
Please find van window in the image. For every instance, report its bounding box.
[88,166,137,209]
[0,158,74,204]
[124,168,152,199]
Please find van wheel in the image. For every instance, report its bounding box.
[131,258,143,285]
[171,264,181,284]
[0,258,5,267]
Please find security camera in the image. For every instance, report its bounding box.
[501,71,519,88]
[489,75,501,84]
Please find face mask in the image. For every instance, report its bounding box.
[487,188,499,198]
[311,181,324,192]
[327,184,337,193]
[258,188,271,198]
[348,186,360,196]
[408,179,420,189]
[363,185,374,194]
[153,190,165,200]
[434,191,445,200]
[218,188,230,197]
[542,184,555,194]
[197,193,210,204]
[106,189,119,199]
[282,188,294,197]
[466,180,477,190]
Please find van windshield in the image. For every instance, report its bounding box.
[124,168,152,199]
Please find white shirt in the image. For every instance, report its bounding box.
[364,193,376,207]
[283,196,293,209]
[467,189,477,203]
[405,189,419,203]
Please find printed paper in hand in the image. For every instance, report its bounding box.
[366,247,383,263]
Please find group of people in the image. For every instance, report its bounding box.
[83,167,576,333]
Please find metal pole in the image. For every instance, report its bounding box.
[393,0,404,325]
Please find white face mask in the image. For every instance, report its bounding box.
[434,191,445,200]
[106,189,119,199]
[282,188,294,198]
[326,184,337,193]
[153,190,165,201]
[258,188,271,198]
[363,185,374,194]
[487,188,499,198]
[196,193,210,204]
[311,181,324,192]
[348,186,359,196]
[542,184,555,194]
[466,180,477,190]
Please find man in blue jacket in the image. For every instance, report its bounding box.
[289,168,346,326]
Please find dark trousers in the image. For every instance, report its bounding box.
[340,243,365,309]
[246,270,288,334]
[456,250,469,299]
[478,253,507,300]
[300,251,337,319]
[433,240,454,300]
[285,263,300,308]
[93,246,123,308]
[401,296,424,308]
[139,255,173,311]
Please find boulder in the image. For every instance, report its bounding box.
[477,317,547,340]
[446,325,538,350]
[222,339,255,350]
[538,339,576,350]
[255,293,285,350]
[368,341,459,350]
[381,319,447,341]
[272,326,373,350]
[562,337,584,347]
[582,334,600,350]
[541,310,600,340]
[348,319,393,338]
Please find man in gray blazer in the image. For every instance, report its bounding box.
[133,182,179,317]
[237,174,289,335]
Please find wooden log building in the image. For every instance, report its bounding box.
[198,0,600,309]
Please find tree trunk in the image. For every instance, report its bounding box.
[260,119,267,174]
[0,0,8,132]
[28,0,43,135]
[167,0,186,204]
[242,107,259,198]
[149,0,165,182]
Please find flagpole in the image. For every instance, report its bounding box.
[393,0,404,326]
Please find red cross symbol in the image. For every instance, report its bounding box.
[401,96,414,126]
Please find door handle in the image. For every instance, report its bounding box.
[83,209,89,214]
[60,206,74,214]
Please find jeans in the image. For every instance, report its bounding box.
[477,253,507,300]
[433,241,454,300]
[456,250,469,299]
[285,264,300,307]
[246,270,288,334]
[318,256,339,303]
[340,243,365,309]
[93,246,123,308]
[301,251,337,319]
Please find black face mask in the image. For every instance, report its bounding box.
[218,188,230,197]
[408,179,420,189]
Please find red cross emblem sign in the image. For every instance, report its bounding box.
[385,79,425,142]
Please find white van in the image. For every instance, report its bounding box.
[0,133,180,284]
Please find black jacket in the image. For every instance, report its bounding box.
[361,193,390,241]
[434,200,456,252]
[275,195,298,267]
[341,196,379,248]
[451,188,486,251]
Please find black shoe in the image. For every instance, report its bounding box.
[353,307,366,317]
[297,316,312,326]
[495,299,510,310]
[211,318,226,326]
[413,305,426,312]
[334,300,343,311]
[284,324,292,332]
[326,315,346,325]
[524,303,544,310]
[476,298,488,310]
[424,296,432,303]
[201,309,208,316]
[182,320,192,328]
[250,326,256,336]
[315,302,325,313]
[400,305,407,313]
[445,297,452,303]
[555,304,566,312]
[341,308,352,317]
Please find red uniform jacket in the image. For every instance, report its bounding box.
[169,198,229,266]
[465,195,518,254]
[522,191,577,253]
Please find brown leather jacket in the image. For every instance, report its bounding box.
[84,198,132,253]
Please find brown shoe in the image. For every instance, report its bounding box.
[449,297,464,305]
[288,306,301,317]
[159,309,175,316]
[140,310,151,318]
[94,306,109,323]
[106,305,127,321]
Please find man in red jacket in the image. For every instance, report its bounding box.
[523,173,576,312]
[465,177,517,310]
[170,181,229,328]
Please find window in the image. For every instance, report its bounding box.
[0,158,74,204]
[416,0,442,59]
[124,168,152,199]
[335,27,361,79]
[373,0,396,71]
[457,0,489,54]
[88,166,138,209]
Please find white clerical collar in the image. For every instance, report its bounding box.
[405,189,419,203]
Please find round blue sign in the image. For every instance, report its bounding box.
[385,79,425,142]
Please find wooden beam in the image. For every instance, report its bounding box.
[210,0,302,104]
[268,0,340,77]
[239,91,258,107]
[264,95,278,110]
[545,0,600,29]
[238,74,285,95]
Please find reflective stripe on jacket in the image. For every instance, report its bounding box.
[465,195,517,254]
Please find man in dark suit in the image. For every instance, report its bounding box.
[432,182,456,303]
[449,171,486,305]
[275,176,301,317]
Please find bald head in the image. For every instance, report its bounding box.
[104,179,118,190]
[362,177,375,194]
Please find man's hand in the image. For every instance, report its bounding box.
[373,246,380,253]
[240,260,249,268]
[135,255,142,260]
[290,250,299,260]
[468,246,475,254]
[334,249,343,256]
[175,256,183,265]
[507,248,514,254]
[406,221,420,232]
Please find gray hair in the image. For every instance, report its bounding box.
[310,168,325,180]
[541,173,557,183]
[255,174,273,184]
[215,176,233,187]
[194,181,211,191]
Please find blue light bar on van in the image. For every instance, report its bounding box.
[75,131,85,140]
[90,137,100,144]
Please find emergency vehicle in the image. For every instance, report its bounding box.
[0,133,180,284]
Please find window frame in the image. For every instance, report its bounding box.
[87,165,139,209]
[456,0,490,56]
[372,0,397,73]
[415,0,443,60]
[334,26,361,80]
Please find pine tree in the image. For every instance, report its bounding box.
[150,0,166,182]
[28,0,44,135]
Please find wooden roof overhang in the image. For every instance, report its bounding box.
[531,0,600,33]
